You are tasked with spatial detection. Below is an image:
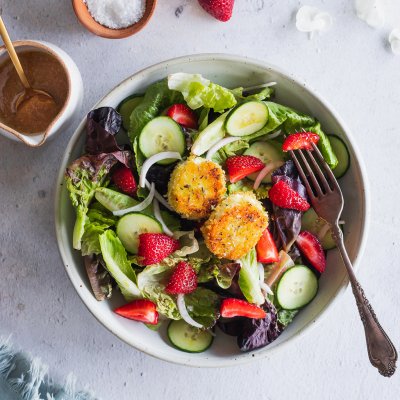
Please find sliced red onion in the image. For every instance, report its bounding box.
[206,137,242,160]
[339,220,345,225]
[153,199,173,236]
[267,129,282,140]
[113,183,155,216]
[253,161,285,190]
[139,152,181,188]
[177,294,204,329]
[145,180,173,211]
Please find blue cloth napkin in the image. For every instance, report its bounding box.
[0,337,97,400]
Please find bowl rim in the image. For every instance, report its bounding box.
[54,53,370,367]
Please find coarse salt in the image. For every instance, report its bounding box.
[84,0,146,29]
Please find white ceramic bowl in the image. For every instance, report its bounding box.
[55,54,369,367]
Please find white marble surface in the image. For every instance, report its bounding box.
[1,0,400,398]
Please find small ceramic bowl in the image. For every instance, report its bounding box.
[0,40,83,147]
[72,0,157,39]
[55,54,370,367]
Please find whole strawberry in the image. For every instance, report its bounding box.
[198,0,234,22]
[112,166,137,196]
[138,233,180,266]
[166,261,197,294]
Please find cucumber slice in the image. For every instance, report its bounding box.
[276,265,318,310]
[301,208,336,250]
[329,135,350,179]
[167,320,213,353]
[139,117,185,165]
[117,95,143,130]
[95,187,138,212]
[116,213,162,254]
[225,101,269,136]
[191,111,228,156]
[244,141,284,183]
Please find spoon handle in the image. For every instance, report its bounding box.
[0,15,31,89]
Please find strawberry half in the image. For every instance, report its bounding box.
[166,104,198,129]
[256,228,279,263]
[225,155,265,183]
[269,180,310,212]
[220,298,266,319]
[282,132,320,152]
[198,0,234,22]
[112,166,137,196]
[114,299,159,325]
[166,261,197,294]
[296,231,326,273]
[138,233,180,266]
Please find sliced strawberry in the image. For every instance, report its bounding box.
[220,298,266,319]
[296,231,326,273]
[269,180,310,212]
[282,132,320,152]
[166,261,197,294]
[166,104,198,129]
[114,299,158,325]
[225,155,265,183]
[112,166,137,196]
[138,233,180,266]
[198,0,235,22]
[256,229,279,263]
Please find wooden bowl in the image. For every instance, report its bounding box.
[72,0,157,39]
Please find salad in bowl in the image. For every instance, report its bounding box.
[64,72,350,354]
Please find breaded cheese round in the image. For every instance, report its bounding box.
[167,156,227,220]
[201,192,268,260]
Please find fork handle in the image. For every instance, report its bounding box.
[332,226,397,377]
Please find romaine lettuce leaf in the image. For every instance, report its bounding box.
[65,152,130,250]
[81,205,116,256]
[238,248,264,305]
[137,261,181,319]
[231,86,274,102]
[277,309,298,327]
[99,230,141,300]
[168,73,237,112]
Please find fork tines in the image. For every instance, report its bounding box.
[289,143,341,200]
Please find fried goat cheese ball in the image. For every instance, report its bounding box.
[201,192,269,260]
[167,156,227,220]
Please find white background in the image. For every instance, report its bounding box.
[1,1,400,399]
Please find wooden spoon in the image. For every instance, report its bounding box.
[0,15,55,110]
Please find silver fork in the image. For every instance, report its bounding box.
[289,142,397,377]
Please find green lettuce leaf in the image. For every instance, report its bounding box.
[168,73,237,112]
[238,248,264,305]
[65,152,128,250]
[277,309,298,327]
[137,260,181,319]
[231,86,274,102]
[129,79,183,172]
[197,261,240,289]
[198,107,210,131]
[99,230,140,300]
[95,187,138,212]
[185,287,220,328]
[211,139,249,165]
[227,180,270,200]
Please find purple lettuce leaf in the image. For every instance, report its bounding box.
[237,300,280,352]
[271,160,306,253]
[86,107,123,155]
